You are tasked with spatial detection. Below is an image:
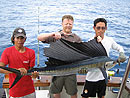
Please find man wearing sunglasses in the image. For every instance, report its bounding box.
[81,18,126,98]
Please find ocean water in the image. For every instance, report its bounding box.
[0,0,130,88]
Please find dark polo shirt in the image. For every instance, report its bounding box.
[42,32,81,43]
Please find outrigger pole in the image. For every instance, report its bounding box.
[117,57,130,98]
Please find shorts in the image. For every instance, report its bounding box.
[49,74,78,95]
[10,92,36,98]
[81,79,106,97]
[0,88,5,98]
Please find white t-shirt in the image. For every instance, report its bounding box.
[86,36,124,81]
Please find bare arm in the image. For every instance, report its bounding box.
[0,62,11,74]
[0,62,28,75]
[37,32,62,41]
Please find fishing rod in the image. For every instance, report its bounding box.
[36,7,41,90]
[37,7,40,67]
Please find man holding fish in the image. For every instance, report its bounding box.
[0,27,38,98]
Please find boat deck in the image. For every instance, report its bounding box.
[2,74,130,98]
[2,75,122,88]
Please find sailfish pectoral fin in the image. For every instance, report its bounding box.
[9,74,23,89]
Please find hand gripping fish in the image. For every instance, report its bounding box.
[0,38,115,89]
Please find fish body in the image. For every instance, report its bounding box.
[28,56,113,76]
[0,56,112,76]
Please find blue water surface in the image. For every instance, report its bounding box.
[0,0,130,88]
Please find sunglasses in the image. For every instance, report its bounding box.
[96,26,106,30]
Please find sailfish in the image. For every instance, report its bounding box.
[0,37,114,89]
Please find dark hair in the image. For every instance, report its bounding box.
[62,15,74,22]
[94,18,107,27]
[11,35,15,44]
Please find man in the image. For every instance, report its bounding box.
[37,15,81,98]
[81,18,126,98]
[0,27,37,98]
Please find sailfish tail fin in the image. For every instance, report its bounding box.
[9,74,23,89]
[0,66,23,89]
[0,66,21,74]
